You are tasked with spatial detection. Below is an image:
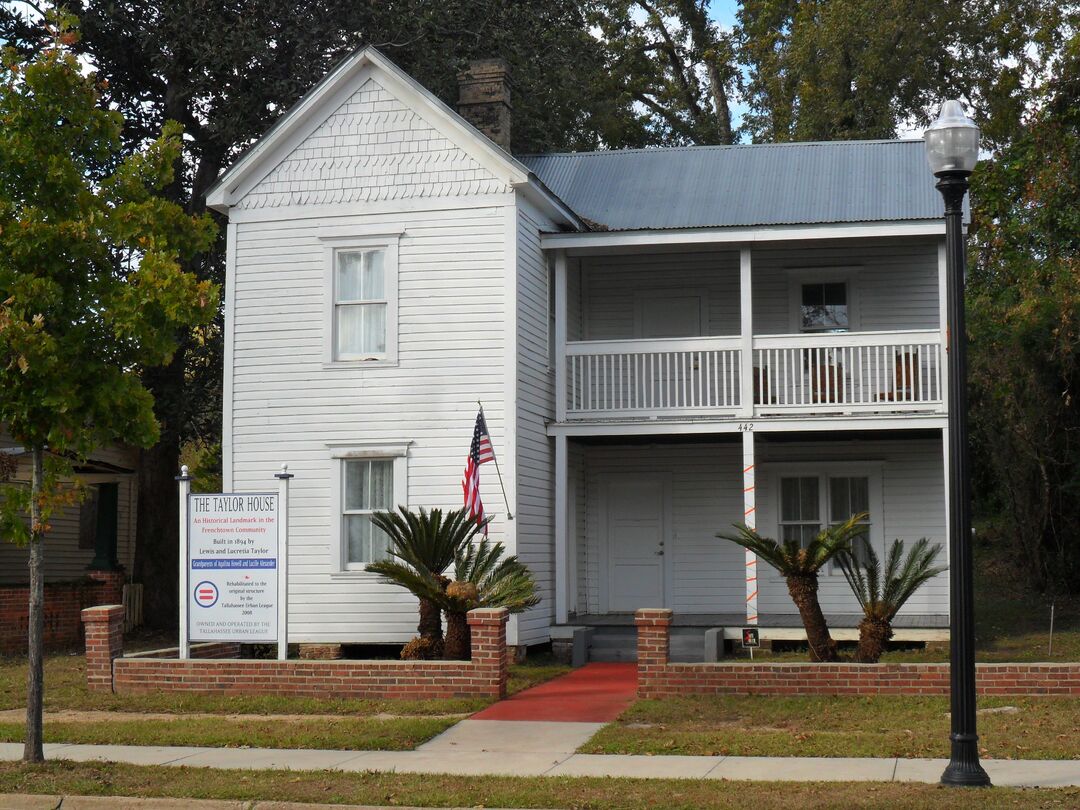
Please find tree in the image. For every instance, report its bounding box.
[837,538,946,663]
[0,19,216,762]
[367,507,488,657]
[736,0,1074,145]
[589,0,737,145]
[717,515,866,662]
[967,39,1080,594]
[436,537,539,660]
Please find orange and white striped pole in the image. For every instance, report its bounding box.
[742,431,759,626]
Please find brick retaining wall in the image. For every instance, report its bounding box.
[0,571,125,655]
[82,605,509,699]
[635,608,1080,698]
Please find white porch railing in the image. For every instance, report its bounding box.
[566,336,742,416]
[564,330,944,419]
[751,330,943,412]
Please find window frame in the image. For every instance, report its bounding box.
[327,443,409,575]
[785,267,861,334]
[321,231,402,366]
[770,462,883,576]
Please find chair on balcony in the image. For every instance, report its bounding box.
[809,357,845,404]
[876,351,918,402]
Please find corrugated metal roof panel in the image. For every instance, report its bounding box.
[520,140,944,231]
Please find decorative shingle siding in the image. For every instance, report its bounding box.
[237,78,510,210]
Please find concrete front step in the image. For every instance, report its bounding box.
[587,627,706,663]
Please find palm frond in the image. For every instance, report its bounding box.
[448,537,540,614]
[719,513,866,577]
[841,537,947,622]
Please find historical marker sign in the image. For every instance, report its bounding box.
[187,493,279,642]
[741,627,760,648]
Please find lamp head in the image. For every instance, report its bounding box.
[925,100,980,176]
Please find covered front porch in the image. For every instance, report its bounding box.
[549,431,950,660]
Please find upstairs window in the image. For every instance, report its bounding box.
[800,282,848,332]
[335,249,387,360]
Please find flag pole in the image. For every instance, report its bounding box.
[478,401,513,520]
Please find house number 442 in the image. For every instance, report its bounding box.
[738,423,754,432]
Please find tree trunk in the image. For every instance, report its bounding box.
[855,617,893,664]
[443,611,471,661]
[418,597,443,643]
[24,445,44,763]
[133,356,185,631]
[785,573,839,662]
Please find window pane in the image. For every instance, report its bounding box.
[336,251,365,301]
[801,283,848,331]
[799,477,820,520]
[345,460,394,510]
[830,477,870,520]
[363,251,385,299]
[781,478,800,521]
[337,304,386,357]
[345,515,390,563]
[781,477,819,521]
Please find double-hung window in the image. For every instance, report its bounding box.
[335,249,387,359]
[329,444,409,573]
[778,470,879,574]
[321,230,401,365]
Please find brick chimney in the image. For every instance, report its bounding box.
[457,59,512,152]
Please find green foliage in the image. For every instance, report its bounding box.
[451,537,540,614]
[0,25,216,539]
[837,538,946,623]
[365,506,488,593]
[967,37,1080,593]
[588,0,737,145]
[717,513,867,577]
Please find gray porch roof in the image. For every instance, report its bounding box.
[520,139,948,232]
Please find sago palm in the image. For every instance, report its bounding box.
[365,507,487,653]
[436,537,540,660]
[837,537,946,663]
[717,514,868,662]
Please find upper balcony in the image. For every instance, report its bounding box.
[550,238,948,432]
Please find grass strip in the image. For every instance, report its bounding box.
[0,761,1075,809]
[582,694,1080,760]
[0,714,456,751]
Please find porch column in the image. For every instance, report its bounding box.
[554,433,569,624]
[554,250,568,423]
[739,248,754,417]
[742,430,759,625]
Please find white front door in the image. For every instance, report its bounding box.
[605,475,669,612]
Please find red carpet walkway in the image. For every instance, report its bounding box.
[472,662,637,722]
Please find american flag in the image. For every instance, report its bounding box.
[462,409,495,532]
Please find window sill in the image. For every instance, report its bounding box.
[329,570,383,579]
[322,359,399,370]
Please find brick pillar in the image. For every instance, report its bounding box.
[468,607,509,699]
[635,608,672,698]
[81,605,125,692]
[87,570,125,606]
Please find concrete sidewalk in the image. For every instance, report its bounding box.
[2,722,1079,787]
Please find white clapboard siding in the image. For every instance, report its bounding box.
[580,251,740,339]
[513,202,557,645]
[574,241,939,340]
[237,77,510,210]
[0,436,138,585]
[751,240,940,334]
[230,203,511,643]
[575,438,947,618]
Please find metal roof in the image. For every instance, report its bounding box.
[520,140,945,231]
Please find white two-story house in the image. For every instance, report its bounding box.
[206,47,952,659]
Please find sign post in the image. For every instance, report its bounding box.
[274,464,293,661]
[177,465,192,659]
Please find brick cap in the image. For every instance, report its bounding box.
[81,605,125,622]
[467,607,509,626]
[635,608,673,623]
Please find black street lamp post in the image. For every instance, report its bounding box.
[925,100,992,788]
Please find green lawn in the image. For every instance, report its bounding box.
[0,650,569,751]
[581,694,1080,760]
[1,761,1075,809]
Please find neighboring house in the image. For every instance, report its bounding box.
[0,431,135,652]
[206,47,952,658]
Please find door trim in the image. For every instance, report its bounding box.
[598,471,673,613]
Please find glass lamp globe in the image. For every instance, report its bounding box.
[925,100,980,175]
